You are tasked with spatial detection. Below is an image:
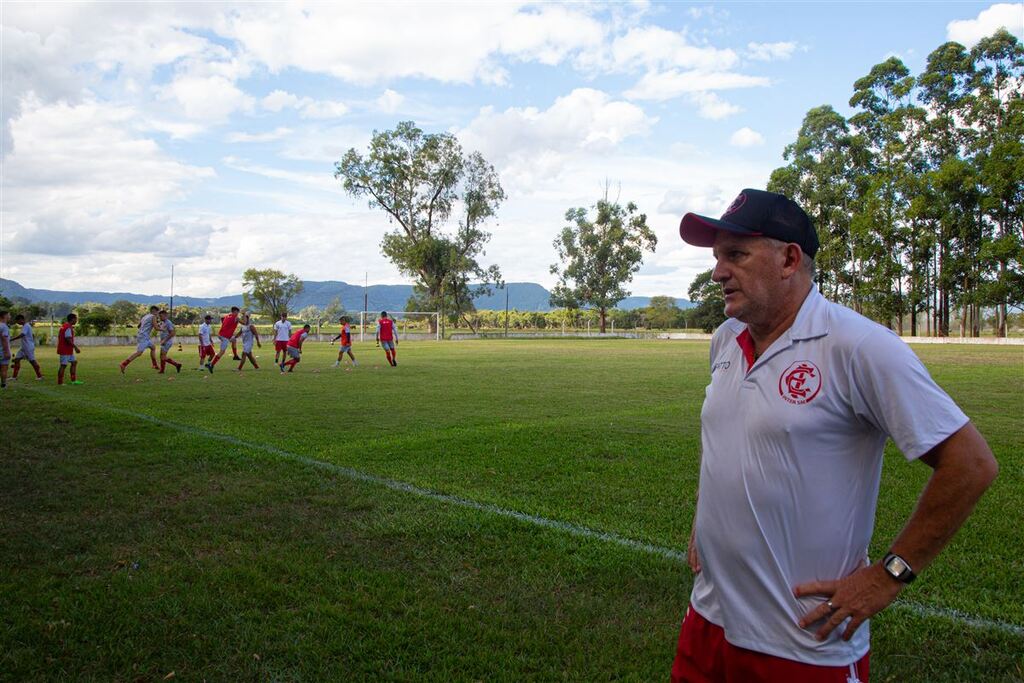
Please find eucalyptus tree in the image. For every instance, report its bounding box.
[336,121,505,331]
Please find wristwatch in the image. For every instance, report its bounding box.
[882,552,917,584]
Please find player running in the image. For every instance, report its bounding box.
[0,311,10,389]
[234,314,261,370]
[273,312,291,365]
[280,324,311,373]
[197,314,216,370]
[156,310,182,374]
[11,313,44,381]
[375,311,397,367]
[120,305,160,373]
[209,306,241,370]
[57,313,83,385]
[331,316,357,368]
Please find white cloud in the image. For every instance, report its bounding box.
[625,69,770,101]
[457,88,655,191]
[2,96,215,257]
[157,74,254,122]
[375,89,405,114]
[608,26,738,72]
[689,92,741,119]
[729,127,765,147]
[226,127,293,143]
[947,3,1024,46]
[259,89,348,119]
[746,41,798,61]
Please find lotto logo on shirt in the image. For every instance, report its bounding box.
[778,360,822,405]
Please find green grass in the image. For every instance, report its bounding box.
[1,340,1022,681]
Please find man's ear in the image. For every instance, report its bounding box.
[781,243,803,278]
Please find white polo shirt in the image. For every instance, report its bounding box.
[690,286,968,666]
[198,322,213,346]
[274,319,292,342]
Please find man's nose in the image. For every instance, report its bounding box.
[712,259,729,283]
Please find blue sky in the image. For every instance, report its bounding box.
[2,1,1021,299]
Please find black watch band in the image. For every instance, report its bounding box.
[883,552,917,584]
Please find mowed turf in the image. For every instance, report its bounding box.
[1,340,1022,681]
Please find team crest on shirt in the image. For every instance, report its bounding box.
[778,360,822,405]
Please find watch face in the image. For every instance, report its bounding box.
[887,556,908,575]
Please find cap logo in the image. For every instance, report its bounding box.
[722,193,747,217]
[778,360,822,405]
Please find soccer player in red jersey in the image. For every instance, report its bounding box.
[209,306,241,370]
[280,324,310,373]
[375,311,397,366]
[331,316,357,368]
[57,313,83,385]
[234,313,261,370]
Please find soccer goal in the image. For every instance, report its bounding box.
[357,311,441,341]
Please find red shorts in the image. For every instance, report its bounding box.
[671,605,870,683]
[201,345,215,357]
[275,340,288,352]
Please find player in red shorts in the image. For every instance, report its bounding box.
[375,311,397,367]
[280,324,310,373]
[197,314,215,369]
[331,315,357,368]
[272,312,292,365]
[56,313,83,385]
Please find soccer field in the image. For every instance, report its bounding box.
[1,340,1022,681]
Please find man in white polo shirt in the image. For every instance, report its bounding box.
[672,189,998,682]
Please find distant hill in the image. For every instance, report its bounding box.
[1,278,692,312]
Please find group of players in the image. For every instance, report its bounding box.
[0,306,400,389]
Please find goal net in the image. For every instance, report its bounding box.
[357,311,440,341]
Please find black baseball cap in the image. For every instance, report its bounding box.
[679,189,818,258]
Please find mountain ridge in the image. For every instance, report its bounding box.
[0,278,693,312]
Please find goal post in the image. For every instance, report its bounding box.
[358,311,441,342]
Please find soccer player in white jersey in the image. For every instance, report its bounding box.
[119,305,160,374]
[670,189,997,683]
[197,314,215,369]
[0,310,10,389]
[273,312,292,365]
[156,310,182,373]
[234,313,261,370]
[11,313,44,380]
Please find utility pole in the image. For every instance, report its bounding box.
[169,264,175,316]
[504,284,510,338]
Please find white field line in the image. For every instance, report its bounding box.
[23,388,1024,639]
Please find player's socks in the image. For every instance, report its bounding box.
[160,360,166,373]
[119,361,127,374]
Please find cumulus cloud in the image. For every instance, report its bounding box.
[457,88,655,191]
[225,127,293,143]
[259,89,348,119]
[157,74,254,122]
[2,96,215,257]
[746,41,799,61]
[375,89,405,114]
[605,25,739,72]
[947,3,1023,46]
[625,70,770,101]
[689,92,741,119]
[729,127,765,147]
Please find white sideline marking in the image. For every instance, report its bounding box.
[22,388,1024,639]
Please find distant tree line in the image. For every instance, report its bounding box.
[768,29,1022,337]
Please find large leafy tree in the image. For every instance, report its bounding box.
[242,268,303,319]
[687,270,727,333]
[549,195,656,333]
[335,121,505,331]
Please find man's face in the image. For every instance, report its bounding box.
[711,232,787,324]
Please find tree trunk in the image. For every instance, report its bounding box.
[599,307,607,334]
